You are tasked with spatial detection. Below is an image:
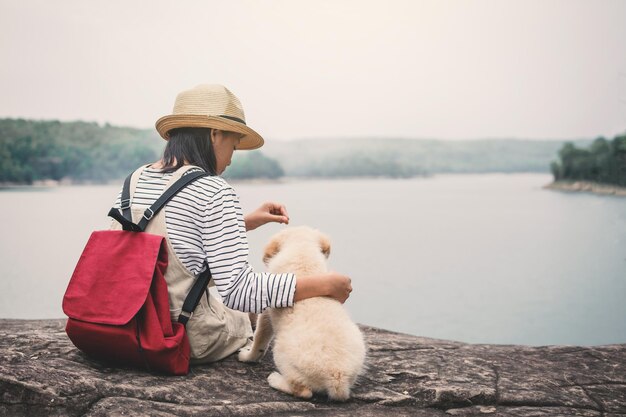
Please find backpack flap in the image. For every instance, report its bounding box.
[63,230,168,325]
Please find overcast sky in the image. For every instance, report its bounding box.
[1,0,625,141]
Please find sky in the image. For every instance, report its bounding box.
[1,0,625,141]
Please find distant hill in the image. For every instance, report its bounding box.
[0,119,160,184]
[261,137,593,177]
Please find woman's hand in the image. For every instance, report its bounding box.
[325,272,353,304]
[294,272,353,304]
[244,202,289,231]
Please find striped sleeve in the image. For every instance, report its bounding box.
[204,184,296,313]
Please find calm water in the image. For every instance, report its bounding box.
[1,173,625,346]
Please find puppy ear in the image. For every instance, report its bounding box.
[263,239,280,265]
[319,234,331,258]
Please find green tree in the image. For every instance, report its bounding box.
[0,119,160,184]
[552,132,626,186]
[225,151,284,179]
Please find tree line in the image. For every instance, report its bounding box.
[0,119,284,184]
[3,118,622,184]
[550,133,626,186]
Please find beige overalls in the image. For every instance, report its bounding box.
[111,165,253,363]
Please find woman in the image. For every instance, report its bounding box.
[113,84,352,363]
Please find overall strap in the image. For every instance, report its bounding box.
[141,166,213,326]
[128,164,199,201]
[163,164,202,187]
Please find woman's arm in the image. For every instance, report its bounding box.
[294,272,353,304]
[205,186,352,312]
[243,203,352,303]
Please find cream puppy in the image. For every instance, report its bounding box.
[238,226,366,401]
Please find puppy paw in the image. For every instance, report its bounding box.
[267,372,312,398]
[267,372,290,393]
[292,384,313,399]
[237,347,264,363]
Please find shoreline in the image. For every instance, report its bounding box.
[2,172,544,188]
[544,180,626,197]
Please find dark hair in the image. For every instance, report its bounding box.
[160,127,217,175]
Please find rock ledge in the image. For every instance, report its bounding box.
[1,319,625,416]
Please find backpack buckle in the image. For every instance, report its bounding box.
[120,198,131,210]
[143,208,155,221]
[178,310,193,325]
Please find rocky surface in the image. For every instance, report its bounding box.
[545,180,626,197]
[0,319,625,416]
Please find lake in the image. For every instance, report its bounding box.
[1,173,624,346]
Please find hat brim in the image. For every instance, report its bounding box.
[155,114,264,150]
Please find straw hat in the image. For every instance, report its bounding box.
[155,84,264,150]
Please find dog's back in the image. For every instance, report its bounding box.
[271,297,366,400]
[265,227,366,401]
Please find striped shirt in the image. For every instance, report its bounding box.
[113,166,296,313]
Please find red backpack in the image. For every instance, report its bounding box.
[62,169,210,375]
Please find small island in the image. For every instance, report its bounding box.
[547,132,626,196]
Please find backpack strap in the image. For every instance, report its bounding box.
[135,169,206,231]
[177,263,212,326]
[120,173,132,221]
[109,165,213,325]
[109,165,207,232]
[120,165,150,222]
[108,207,143,231]
[140,168,213,326]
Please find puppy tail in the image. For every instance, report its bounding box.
[327,371,351,402]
